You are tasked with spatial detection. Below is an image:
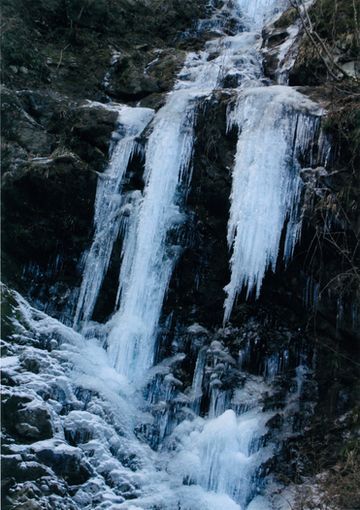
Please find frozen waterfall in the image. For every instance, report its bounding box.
[107,91,198,383]
[106,3,264,383]
[223,86,323,322]
[26,0,328,508]
[74,105,154,328]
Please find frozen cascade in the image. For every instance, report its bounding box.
[4,1,329,509]
[236,0,289,28]
[103,0,318,507]
[106,2,264,383]
[221,2,328,324]
[74,105,154,328]
[107,91,200,383]
[224,86,323,322]
[171,409,273,509]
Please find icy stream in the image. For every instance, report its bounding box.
[3,1,328,509]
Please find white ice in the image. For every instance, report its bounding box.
[107,0,265,384]
[236,0,290,29]
[74,105,154,327]
[223,86,323,322]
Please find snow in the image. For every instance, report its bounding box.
[0,356,19,368]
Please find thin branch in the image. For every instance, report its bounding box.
[56,44,70,70]
[290,0,359,83]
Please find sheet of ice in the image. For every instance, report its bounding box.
[74,105,154,327]
[107,91,198,384]
[236,0,290,29]
[275,24,301,84]
[107,2,263,384]
[246,495,272,509]
[168,409,273,509]
[223,86,323,322]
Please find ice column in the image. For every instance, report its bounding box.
[74,106,154,327]
[107,91,199,384]
[224,86,322,322]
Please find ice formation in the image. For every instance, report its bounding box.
[106,1,266,383]
[107,91,199,383]
[74,105,154,327]
[223,86,323,322]
[3,0,328,509]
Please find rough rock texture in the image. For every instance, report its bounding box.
[1,0,209,315]
[2,0,359,509]
[260,3,360,507]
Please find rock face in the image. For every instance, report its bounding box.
[1,0,209,316]
[1,0,359,509]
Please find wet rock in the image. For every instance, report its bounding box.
[1,88,55,156]
[288,42,327,86]
[2,393,53,441]
[15,404,53,441]
[70,104,118,157]
[33,442,92,484]
[105,52,160,100]
[2,393,32,436]
[262,27,290,80]
[1,149,96,293]
[105,48,185,100]
[266,413,284,431]
[162,91,236,332]
[3,479,77,510]
[1,456,54,483]
[16,90,71,132]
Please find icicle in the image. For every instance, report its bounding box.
[223,86,323,323]
[107,92,199,384]
[191,348,207,414]
[114,190,143,310]
[73,106,154,328]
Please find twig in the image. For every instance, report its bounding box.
[290,0,359,83]
[56,44,70,70]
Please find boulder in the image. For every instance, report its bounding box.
[33,442,92,484]
[2,393,53,441]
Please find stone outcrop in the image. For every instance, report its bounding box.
[1,1,359,509]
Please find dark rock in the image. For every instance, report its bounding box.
[1,87,55,156]
[70,104,118,156]
[15,405,53,441]
[15,90,72,132]
[1,455,54,482]
[105,48,185,100]
[1,150,97,300]
[266,413,284,430]
[159,91,237,341]
[2,393,32,435]
[2,393,53,441]
[33,442,92,484]
[105,52,161,100]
